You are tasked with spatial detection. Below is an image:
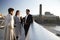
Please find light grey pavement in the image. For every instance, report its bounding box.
[0,22,60,40]
[26,22,60,40]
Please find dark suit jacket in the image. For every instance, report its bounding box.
[23,14,33,27]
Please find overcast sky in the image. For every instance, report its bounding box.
[0,0,60,17]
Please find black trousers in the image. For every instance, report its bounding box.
[24,24,30,37]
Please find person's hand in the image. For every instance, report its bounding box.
[14,25,16,27]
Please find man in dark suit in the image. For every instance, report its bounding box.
[24,9,33,37]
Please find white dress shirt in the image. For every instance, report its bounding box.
[25,15,28,23]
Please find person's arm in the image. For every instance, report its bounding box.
[3,15,11,29]
[23,17,25,23]
[14,16,16,27]
[20,16,23,23]
[26,15,33,24]
[29,15,33,24]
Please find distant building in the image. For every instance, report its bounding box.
[39,4,42,16]
[45,12,53,15]
[33,4,60,25]
[0,13,5,20]
[0,13,2,16]
[0,13,3,18]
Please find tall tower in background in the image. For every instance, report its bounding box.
[39,4,42,23]
[39,4,42,16]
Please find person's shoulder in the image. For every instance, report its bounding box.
[6,14,10,18]
[29,14,32,16]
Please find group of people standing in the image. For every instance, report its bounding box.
[4,8,33,40]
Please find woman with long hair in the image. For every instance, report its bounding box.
[14,10,25,40]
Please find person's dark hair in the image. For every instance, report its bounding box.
[8,8,14,14]
[26,9,30,12]
[15,10,19,16]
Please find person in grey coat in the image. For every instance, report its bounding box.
[14,10,25,40]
